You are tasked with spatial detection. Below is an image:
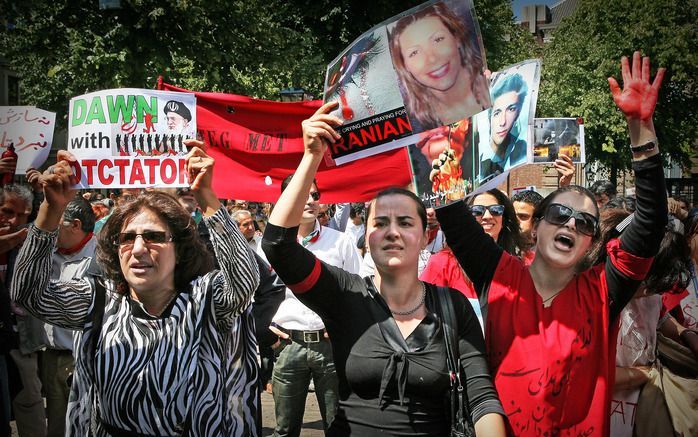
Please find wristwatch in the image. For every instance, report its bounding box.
[630,139,657,154]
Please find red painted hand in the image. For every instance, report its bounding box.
[608,51,665,121]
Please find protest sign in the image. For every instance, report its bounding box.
[472,59,541,188]
[531,118,585,163]
[68,89,196,189]
[413,59,541,207]
[324,0,490,165]
[408,119,474,207]
[0,106,56,174]
[159,80,412,202]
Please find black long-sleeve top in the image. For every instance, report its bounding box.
[262,224,503,436]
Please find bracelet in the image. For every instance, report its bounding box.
[630,138,657,154]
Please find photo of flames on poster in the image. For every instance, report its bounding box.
[323,0,490,165]
[531,118,585,164]
[68,89,196,189]
[408,119,475,207]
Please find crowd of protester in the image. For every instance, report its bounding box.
[0,52,696,437]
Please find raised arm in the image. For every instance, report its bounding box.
[262,102,358,315]
[435,202,503,297]
[11,151,94,329]
[265,102,341,229]
[606,52,668,319]
[184,141,259,322]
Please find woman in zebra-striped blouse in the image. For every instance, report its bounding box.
[10,144,260,436]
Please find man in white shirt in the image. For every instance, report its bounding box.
[43,197,97,437]
[260,175,360,437]
[234,210,262,251]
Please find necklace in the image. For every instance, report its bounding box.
[390,282,426,316]
[541,290,562,306]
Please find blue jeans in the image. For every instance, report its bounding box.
[272,338,338,437]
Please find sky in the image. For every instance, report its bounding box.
[511,0,560,20]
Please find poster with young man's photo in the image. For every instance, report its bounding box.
[323,0,490,165]
[472,59,541,188]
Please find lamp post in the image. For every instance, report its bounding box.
[279,87,311,102]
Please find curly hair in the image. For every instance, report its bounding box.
[388,2,487,131]
[468,189,526,256]
[97,191,213,295]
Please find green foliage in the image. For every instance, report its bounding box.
[0,0,531,129]
[539,0,698,171]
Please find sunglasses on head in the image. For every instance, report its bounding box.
[543,203,598,236]
[115,231,173,246]
[470,204,505,217]
[309,191,321,201]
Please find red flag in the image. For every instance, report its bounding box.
[160,81,411,203]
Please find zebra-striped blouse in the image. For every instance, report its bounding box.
[10,207,260,436]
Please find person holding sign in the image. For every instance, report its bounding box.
[388,1,489,131]
[262,101,506,436]
[436,52,667,435]
[10,142,260,436]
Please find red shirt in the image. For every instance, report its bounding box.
[419,249,476,298]
[487,243,650,437]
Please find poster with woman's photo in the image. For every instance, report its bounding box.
[323,0,490,165]
[472,59,541,187]
[531,118,585,163]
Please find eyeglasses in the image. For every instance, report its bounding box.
[309,191,321,201]
[470,204,505,217]
[543,203,598,236]
[317,212,327,218]
[114,231,174,246]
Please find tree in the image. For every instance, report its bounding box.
[1,0,532,128]
[539,0,698,173]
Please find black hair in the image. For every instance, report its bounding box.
[590,180,617,198]
[588,208,691,293]
[686,214,698,238]
[533,185,600,239]
[281,173,319,194]
[349,202,365,222]
[64,196,96,233]
[602,196,636,212]
[469,189,526,256]
[366,187,427,231]
[511,190,544,207]
[643,229,692,294]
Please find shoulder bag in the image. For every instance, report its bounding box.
[435,286,475,437]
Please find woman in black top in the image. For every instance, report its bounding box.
[262,101,505,436]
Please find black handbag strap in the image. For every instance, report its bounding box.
[435,286,474,432]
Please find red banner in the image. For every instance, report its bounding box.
[159,80,412,203]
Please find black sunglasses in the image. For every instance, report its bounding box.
[470,204,505,217]
[543,203,598,236]
[309,191,321,201]
[115,231,173,246]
